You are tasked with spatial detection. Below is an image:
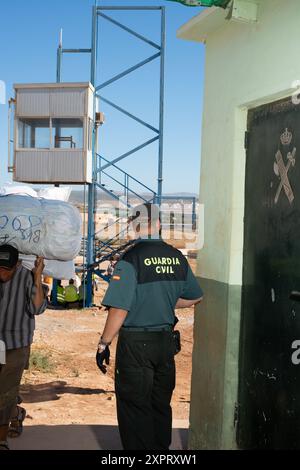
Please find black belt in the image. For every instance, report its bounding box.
[121,325,173,332]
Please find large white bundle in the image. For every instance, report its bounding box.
[0,183,38,198]
[20,255,76,280]
[0,195,82,261]
[37,186,72,202]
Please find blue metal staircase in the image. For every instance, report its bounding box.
[57,5,166,305]
[81,152,157,281]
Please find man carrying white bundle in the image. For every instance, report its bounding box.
[0,245,47,450]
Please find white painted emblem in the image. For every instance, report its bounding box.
[274,129,296,204]
[280,128,293,146]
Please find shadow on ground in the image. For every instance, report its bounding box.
[20,381,115,402]
[9,425,188,450]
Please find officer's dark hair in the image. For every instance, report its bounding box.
[129,203,161,225]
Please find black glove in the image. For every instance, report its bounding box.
[173,330,181,355]
[96,345,110,374]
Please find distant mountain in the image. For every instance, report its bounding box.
[162,192,199,198]
[69,189,198,205]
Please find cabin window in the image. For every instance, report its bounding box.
[52,118,84,149]
[18,118,50,149]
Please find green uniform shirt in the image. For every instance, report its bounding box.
[64,285,78,303]
[57,285,65,304]
[102,239,203,327]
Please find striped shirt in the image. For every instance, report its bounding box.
[0,264,47,350]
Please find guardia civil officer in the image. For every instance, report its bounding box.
[96,203,203,450]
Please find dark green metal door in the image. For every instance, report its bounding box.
[238,97,300,449]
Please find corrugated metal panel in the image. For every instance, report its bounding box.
[50,151,85,182]
[16,87,89,118]
[14,151,51,181]
[16,89,50,117]
[51,88,86,117]
[14,150,92,183]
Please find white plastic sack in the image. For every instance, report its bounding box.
[73,274,82,288]
[37,186,71,202]
[20,255,76,280]
[0,195,82,261]
[0,183,38,198]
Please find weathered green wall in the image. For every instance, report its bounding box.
[178,0,300,450]
[188,278,241,449]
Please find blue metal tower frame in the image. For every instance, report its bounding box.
[56,4,166,307]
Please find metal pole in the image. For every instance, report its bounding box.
[56,29,63,83]
[157,7,165,207]
[86,184,95,307]
[7,99,13,172]
[52,28,63,306]
[62,49,92,53]
[90,6,98,87]
[83,183,87,308]
[192,197,196,231]
[126,174,129,207]
[86,5,98,307]
[56,30,63,154]
[98,6,162,10]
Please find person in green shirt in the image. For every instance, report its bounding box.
[64,279,79,307]
[96,203,203,450]
[57,281,66,307]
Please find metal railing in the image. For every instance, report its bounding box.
[96,153,156,206]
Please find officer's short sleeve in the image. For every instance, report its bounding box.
[101,260,137,311]
[181,264,203,300]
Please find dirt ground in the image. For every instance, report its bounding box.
[20,260,196,428]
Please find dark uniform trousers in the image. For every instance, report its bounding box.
[115,329,176,450]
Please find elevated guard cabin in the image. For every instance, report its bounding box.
[12,82,95,184]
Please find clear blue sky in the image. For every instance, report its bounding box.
[0,0,205,195]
